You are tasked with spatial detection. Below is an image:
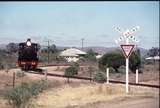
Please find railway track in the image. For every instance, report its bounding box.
[27,71,160,89]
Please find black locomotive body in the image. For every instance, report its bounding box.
[17,39,39,70]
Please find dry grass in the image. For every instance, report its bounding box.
[0,97,9,108]
[0,83,159,108]
[33,83,159,108]
[0,64,159,108]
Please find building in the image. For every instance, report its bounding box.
[145,56,160,60]
[96,54,103,59]
[60,48,86,62]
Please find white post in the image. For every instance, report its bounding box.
[106,68,109,84]
[136,69,138,83]
[45,69,47,80]
[126,38,129,93]
[126,58,129,93]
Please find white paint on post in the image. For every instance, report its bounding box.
[45,69,47,80]
[106,68,109,84]
[126,38,129,93]
[136,69,138,83]
[126,58,129,93]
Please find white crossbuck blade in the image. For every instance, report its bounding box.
[114,26,140,44]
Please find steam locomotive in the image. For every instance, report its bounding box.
[17,39,39,70]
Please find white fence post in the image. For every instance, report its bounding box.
[136,69,138,83]
[44,69,48,80]
[106,68,109,84]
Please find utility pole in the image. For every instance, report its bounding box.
[81,38,84,50]
[47,40,50,64]
[44,39,54,65]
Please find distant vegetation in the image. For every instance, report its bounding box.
[147,47,159,57]
[84,49,97,62]
[0,42,159,72]
[39,44,66,64]
[0,49,17,70]
[99,49,142,73]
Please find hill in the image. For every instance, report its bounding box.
[56,46,148,57]
[0,43,148,57]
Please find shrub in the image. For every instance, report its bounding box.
[71,62,79,68]
[64,65,79,83]
[65,66,77,77]
[16,71,26,78]
[0,63,4,70]
[70,62,79,74]
[109,67,116,73]
[129,50,141,73]
[118,65,126,73]
[5,83,31,108]
[93,71,106,83]
[5,79,47,108]
[138,68,143,73]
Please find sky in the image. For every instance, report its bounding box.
[0,1,159,49]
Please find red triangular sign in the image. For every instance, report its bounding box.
[120,44,135,58]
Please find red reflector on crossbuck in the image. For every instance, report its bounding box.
[120,44,135,58]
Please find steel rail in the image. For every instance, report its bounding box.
[27,71,160,89]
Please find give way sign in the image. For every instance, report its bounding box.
[120,44,135,58]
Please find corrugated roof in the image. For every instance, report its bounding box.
[60,48,86,57]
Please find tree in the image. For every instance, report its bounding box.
[37,44,41,51]
[41,48,48,53]
[99,50,141,73]
[129,48,143,73]
[99,50,125,72]
[85,49,97,62]
[147,47,159,57]
[49,44,58,53]
[6,43,18,53]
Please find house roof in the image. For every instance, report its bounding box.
[60,48,86,57]
[145,56,160,60]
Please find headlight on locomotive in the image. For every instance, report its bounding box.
[26,38,32,47]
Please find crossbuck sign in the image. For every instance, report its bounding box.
[115,26,140,93]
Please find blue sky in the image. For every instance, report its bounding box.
[0,1,159,49]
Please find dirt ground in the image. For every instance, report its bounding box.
[77,96,159,108]
[0,63,159,108]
